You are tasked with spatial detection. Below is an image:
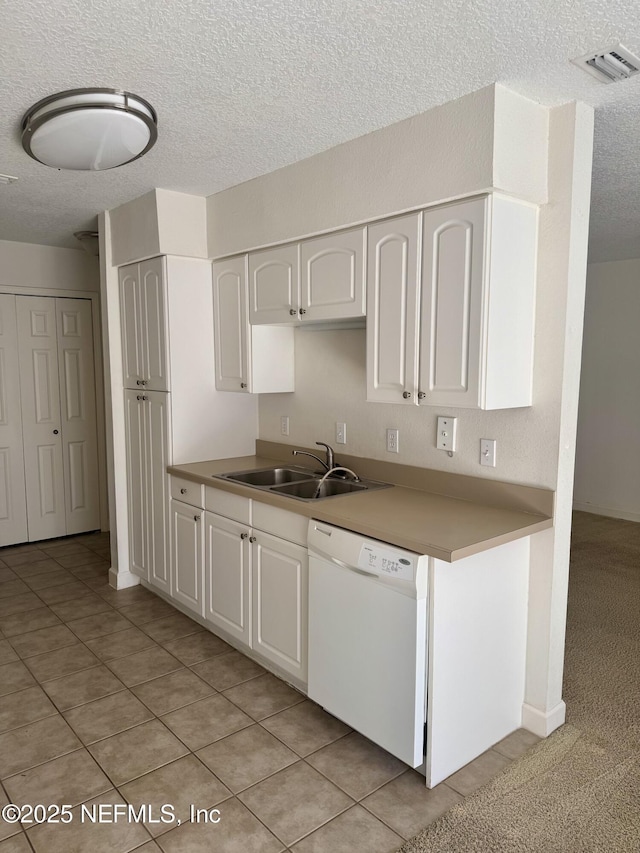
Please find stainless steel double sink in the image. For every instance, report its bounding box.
[216,466,390,501]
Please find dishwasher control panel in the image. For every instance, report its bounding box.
[358,543,415,580]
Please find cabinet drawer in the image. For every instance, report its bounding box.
[170,476,205,508]
[205,486,251,524]
[252,502,308,546]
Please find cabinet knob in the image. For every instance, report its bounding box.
[417,391,426,400]
[194,515,201,522]
[289,308,297,316]
[240,532,249,540]
[402,391,411,399]
[52,429,59,435]
[299,308,306,315]
[142,396,148,401]
[240,382,247,389]
[249,536,256,543]
[136,395,142,401]
[180,488,187,494]
[137,380,143,386]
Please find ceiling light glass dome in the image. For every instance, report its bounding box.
[21,88,158,171]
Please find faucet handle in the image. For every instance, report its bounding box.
[315,441,335,468]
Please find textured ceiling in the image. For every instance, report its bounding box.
[1,0,640,261]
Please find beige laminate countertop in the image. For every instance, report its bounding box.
[168,455,553,562]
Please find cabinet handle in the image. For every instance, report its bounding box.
[180,488,187,494]
[194,515,201,522]
[289,309,297,316]
[240,382,247,389]
[249,536,256,543]
[240,532,249,540]
[299,308,306,315]
[402,391,411,399]
[417,391,426,400]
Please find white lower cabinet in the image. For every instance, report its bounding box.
[194,486,309,684]
[169,498,204,616]
[124,390,170,594]
[252,531,308,682]
[204,512,251,646]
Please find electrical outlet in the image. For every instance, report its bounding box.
[436,416,457,452]
[280,416,290,436]
[480,438,497,467]
[336,422,347,445]
[386,428,399,453]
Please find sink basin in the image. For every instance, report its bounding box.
[271,479,369,499]
[219,467,316,487]
[215,465,391,501]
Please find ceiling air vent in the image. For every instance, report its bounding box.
[572,43,640,83]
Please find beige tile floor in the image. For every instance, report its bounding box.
[0,533,540,853]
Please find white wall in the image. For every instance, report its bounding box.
[206,85,594,737]
[573,260,640,521]
[0,239,99,290]
[110,189,208,266]
[207,85,548,258]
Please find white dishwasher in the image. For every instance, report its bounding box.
[307,519,429,767]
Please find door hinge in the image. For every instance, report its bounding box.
[423,722,428,756]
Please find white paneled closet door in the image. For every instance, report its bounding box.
[0,295,28,546]
[56,299,100,535]
[17,296,67,540]
[16,295,100,542]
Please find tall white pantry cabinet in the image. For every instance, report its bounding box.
[119,256,256,592]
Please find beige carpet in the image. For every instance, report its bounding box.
[400,512,640,852]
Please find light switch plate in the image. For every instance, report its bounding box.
[480,438,497,467]
[336,422,347,444]
[280,416,290,436]
[436,416,457,452]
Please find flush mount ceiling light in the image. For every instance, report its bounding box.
[21,88,157,171]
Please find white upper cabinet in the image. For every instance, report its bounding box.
[213,255,294,394]
[248,227,366,325]
[119,257,169,392]
[300,228,366,322]
[249,244,299,325]
[212,256,249,392]
[367,195,537,410]
[366,213,421,404]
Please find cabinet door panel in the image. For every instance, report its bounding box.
[119,264,144,389]
[420,199,485,407]
[170,499,203,615]
[0,295,28,546]
[212,256,249,392]
[146,392,170,593]
[366,214,421,404]
[248,245,299,324]
[301,228,366,321]
[16,296,66,541]
[204,512,250,646]
[140,257,169,391]
[124,390,147,580]
[56,299,100,534]
[252,532,307,681]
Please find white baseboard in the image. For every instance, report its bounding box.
[109,567,141,590]
[573,501,640,523]
[522,701,566,737]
